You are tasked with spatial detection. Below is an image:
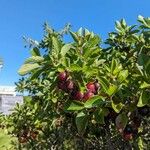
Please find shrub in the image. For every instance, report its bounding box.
[5,16,150,149]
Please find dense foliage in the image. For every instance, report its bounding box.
[1,16,150,149]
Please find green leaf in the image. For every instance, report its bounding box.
[84,96,105,109]
[25,56,44,63]
[138,137,144,150]
[112,101,123,113]
[23,96,32,101]
[61,44,72,56]
[118,70,128,82]
[115,113,128,131]
[69,64,82,71]
[138,15,150,29]
[113,64,122,75]
[84,28,90,36]
[70,31,78,42]
[30,68,43,80]
[75,111,88,134]
[107,84,118,96]
[18,63,40,75]
[30,47,41,56]
[64,100,84,111]
[111,59,117,74]
[94,108,109,124]
[115,21,122,32]
[98,76,109,92]
[77,27,83,36]
[140,82,150,89]
[52,36,61,54]
[121,19,127,28]
[138,54,150,74]
[137,91,150,107]
[0,129,16,149]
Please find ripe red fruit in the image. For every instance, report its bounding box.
[83,91,94,101]
[66,80,74,90]
[58,71,68,81]
[123,133,133,141]
[122,125,134,141]
[86,82,96,94]
[74,91,84,100]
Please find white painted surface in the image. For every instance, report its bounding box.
[0,86,16,96]
[0,95,23,114]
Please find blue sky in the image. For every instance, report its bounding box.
[0,0,149,86]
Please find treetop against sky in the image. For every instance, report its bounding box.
[0,0,149,85]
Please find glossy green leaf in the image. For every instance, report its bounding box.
[140,82,150,89]
[52,36,61,54]
[118,70,128,82]
[30,47,41,56]
[69,64,82,71]
[98,76,109,92]
[112,101,123,113]
[138,54,150,75]
[84,96,104,109]
[94,108,109,124]
[137,91,150,107]
[111,59,117,74]
[113,64,122,75]
[138,137,144,150]
[64,100,84,111]
[77,27,83,36]
[25,56,44,63]
[107,84,118,96]
[115,113,128,131]
[75,111,88,134]
[18,63,40,75]
[61,44,72,56]
[70,31,78,42]
[138,15,150,29]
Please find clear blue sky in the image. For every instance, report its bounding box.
[0,0,149,86]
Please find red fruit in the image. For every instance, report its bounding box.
[66,80,74,90]
[74,91,84,100]
[58,71,68,81]
[123,133,133,141]
[83,91,94,101]
[86,82,96,93]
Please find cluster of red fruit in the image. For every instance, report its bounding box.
[18,129,38,143]
[57,71,100,101]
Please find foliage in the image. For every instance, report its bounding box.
[3,16,150,149]
[0,114,17,149]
